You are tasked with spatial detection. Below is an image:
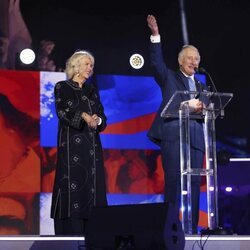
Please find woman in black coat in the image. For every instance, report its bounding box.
[50,50,107,235]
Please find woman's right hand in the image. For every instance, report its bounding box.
[82,112,97,129]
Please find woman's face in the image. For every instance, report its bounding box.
[0,115,26,177]
[77,57,94,82]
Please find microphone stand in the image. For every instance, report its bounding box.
[198,67,233,236]
[198,67,224,118]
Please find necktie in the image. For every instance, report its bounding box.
[188,77,196,98]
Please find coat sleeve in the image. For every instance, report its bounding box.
[54,81,83,129]
[149,42,169,87]
[92,86,107,132]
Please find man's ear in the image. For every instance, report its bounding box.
[178,56,182,66]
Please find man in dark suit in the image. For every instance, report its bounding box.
[147,14,208,234]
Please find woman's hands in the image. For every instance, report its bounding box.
[82,112,100,129]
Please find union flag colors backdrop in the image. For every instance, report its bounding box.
[0,70,208,235]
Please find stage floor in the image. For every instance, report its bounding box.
[0,235,250,250]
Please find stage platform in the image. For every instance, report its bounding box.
[0,235,250,250]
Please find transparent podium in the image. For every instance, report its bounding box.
[161,90,233,234]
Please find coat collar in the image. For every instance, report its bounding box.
[68,79,82,89]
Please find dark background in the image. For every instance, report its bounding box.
[20,0,250,156]
[16,0,250,234]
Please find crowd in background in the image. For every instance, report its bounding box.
[0,0,58,71]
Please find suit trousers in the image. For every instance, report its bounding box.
[160,139,204,233]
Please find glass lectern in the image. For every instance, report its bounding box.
[161,90,233,234]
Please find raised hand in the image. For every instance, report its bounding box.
[147,15,159,36]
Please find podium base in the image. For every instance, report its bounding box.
[200,227,234,235]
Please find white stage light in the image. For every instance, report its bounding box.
[225,186,232,192]
[19,48,36,64]
[129,53,144,69]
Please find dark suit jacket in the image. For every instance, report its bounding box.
[147,42,208,152]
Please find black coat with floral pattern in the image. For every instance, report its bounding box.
[51,79,107,219]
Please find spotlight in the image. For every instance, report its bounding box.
[129,53,144,69]
[19,48,36,65]
[225,186,232,192]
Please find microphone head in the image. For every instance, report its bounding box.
[198,67,206,73]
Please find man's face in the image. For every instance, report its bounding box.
[179,48,200,76]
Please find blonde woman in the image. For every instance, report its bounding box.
[51,50,107,235]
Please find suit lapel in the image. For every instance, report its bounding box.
[177,70,189,90]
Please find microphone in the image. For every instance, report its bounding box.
[195,67,218,93]
[196,67,224,118]
[196,67,206,74]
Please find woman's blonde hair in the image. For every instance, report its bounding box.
[65,50,95,79]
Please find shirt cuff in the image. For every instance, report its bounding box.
[97,117,102,125]
[150,35,161,43]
